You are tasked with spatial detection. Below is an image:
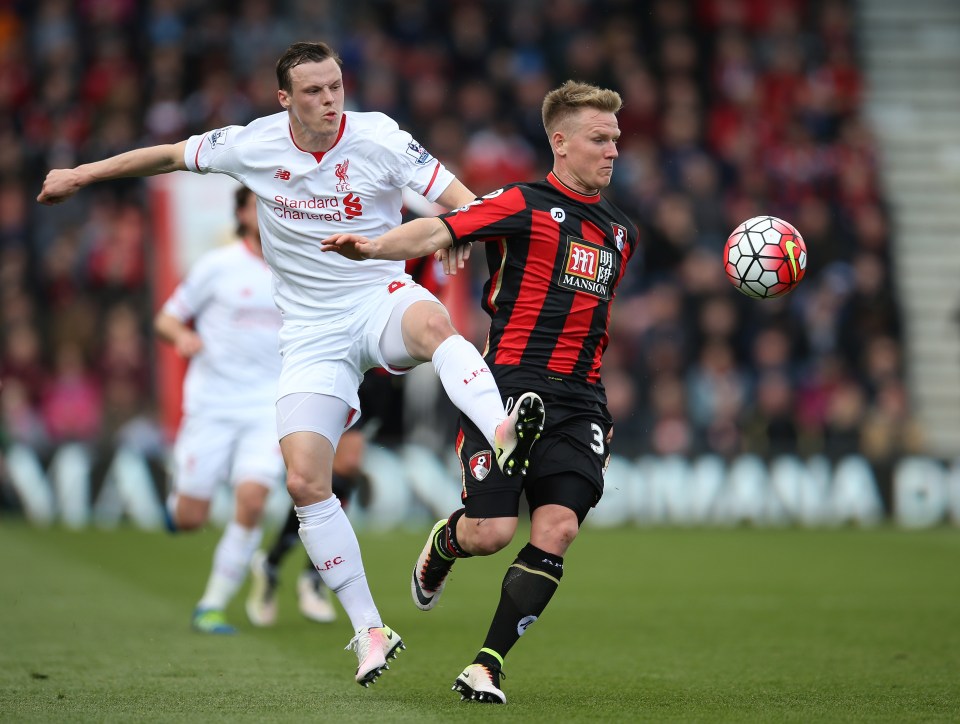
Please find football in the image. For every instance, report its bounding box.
[723,216,807,299]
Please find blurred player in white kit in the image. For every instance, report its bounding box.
[155,185,283,636]
[37,41,544,687]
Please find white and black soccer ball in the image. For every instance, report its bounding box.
[723,216,807,299]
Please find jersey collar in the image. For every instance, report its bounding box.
[547,172,601,204]
[289,113,347,164]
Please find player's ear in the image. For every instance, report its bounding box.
[552,130,566,157]
[278,89,291,109]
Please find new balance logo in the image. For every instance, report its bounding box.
[274,168,291,180]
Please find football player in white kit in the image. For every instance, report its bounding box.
[37,41,546,687]
[155,186,283,636]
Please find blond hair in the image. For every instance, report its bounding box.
[541,80,623,135]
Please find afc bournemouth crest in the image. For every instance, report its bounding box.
[611,223,627,251]
[469,450,492,481]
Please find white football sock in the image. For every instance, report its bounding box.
[198,522,262,610]
[432,335,506,448]
[296,496,381,632]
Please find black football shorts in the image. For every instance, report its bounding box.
[456,391,613,523]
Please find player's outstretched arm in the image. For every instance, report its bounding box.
[319,234,372,261]
[321,217,454,261]
[37,141,190,205]
[408,179,475,275]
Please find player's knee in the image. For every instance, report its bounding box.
[549,518,580,550]
[171,495,209,531]
[419,307,457,351]
[285,471,311,503]
[235,484,268,524]
[285,469,331,505]
[175,511,206,532]
[532,512,580,554]
[463,518,516,556]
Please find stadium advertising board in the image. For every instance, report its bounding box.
[2,444,958,530]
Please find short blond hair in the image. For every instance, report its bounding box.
[541,80,623,135]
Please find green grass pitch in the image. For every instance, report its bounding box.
[1,520,958,722]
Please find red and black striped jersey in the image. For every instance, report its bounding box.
[439,172,640,404]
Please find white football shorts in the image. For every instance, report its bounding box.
[276,392,355,448]
[172,413,285,500]
[276,276,441,414]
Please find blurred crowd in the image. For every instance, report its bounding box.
[0,0,923,468]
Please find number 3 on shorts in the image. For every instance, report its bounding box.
[589,423,605,456]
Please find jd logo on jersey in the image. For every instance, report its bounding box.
[559,236,615,300]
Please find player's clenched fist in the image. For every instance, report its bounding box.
[37,168,84,205]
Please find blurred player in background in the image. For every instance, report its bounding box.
[323,80,637,703]
[38,40,543,687]
[155,185,282,634]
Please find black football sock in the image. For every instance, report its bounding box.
[478,543,563,663]
[266,506,301,568]
[436,508,473,560]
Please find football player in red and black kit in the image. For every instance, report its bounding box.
[322,80,638,704]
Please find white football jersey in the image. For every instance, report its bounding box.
[184,111,456,321]
[162,241,282,417]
